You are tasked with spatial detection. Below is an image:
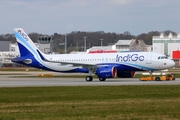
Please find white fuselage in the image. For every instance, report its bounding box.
[38,52,174,72]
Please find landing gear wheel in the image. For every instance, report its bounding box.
[85,76,93,82]
[99,78,106,81]
[155,77,160,81]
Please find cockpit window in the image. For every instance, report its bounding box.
[158,56,168,59]
[165,56,168,59]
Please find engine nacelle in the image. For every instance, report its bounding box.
[96,66,117,78]
[117,71,135,78]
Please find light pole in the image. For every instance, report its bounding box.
[65,34,67,54]
[83,37,87,52]
[100,39,103,46]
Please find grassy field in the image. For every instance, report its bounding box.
[0,85,180,120]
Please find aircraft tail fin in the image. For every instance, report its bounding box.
[14,28,46,59]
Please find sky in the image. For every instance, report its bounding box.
[0,0,180,35]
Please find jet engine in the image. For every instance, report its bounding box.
[96,66,117,78]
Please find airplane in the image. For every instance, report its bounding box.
[12,28,175,82]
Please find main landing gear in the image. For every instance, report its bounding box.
[85,76,93,82]
[85,68,94,82]
[85,76,106,82]
[85,68,107,82]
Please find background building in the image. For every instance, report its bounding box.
[87,39,149,53]
[37,36,53,54]
[9,43,19,52]
[0,41,11,51]
[153,33,180,58]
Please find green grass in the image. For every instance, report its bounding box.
[0,85,180,120]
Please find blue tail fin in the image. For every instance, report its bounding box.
[14,28,46,59]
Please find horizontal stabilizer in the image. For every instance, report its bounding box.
[12,57,32,64]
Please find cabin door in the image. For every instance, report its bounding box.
[146,53,152,64]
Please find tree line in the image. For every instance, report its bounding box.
[0,30,177,53]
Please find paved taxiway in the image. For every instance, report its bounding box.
[0,71,180,87]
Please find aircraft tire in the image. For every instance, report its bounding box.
[86,76,93,82]
[99,78,106,81]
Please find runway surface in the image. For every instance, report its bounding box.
[0,71,180,87]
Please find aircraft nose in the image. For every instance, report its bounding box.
[169,60,175,68]
[163,60,175,69]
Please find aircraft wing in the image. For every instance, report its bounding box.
[38,51,98,68]
[45,59,97,68]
